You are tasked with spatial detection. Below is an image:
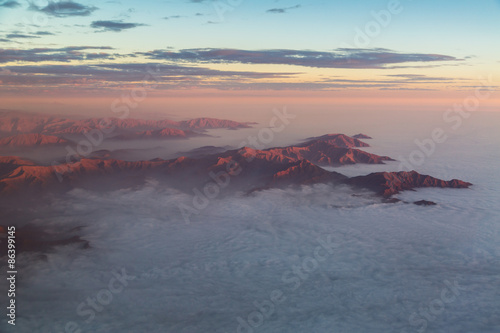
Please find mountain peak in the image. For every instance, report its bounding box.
[302,133,370,148]
[346,171,472,197]
[0,133,70,147]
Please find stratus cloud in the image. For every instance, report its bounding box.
[91,20,146,32]
[0,46,114,63]
[0,63,296,87]
[4,172,497,333]
[2,31,55,41]
[138,48,460,69]
[384,74,463,82]
[0,62,462,92]
[35,31,56,36]
[29,1,98,17]
[6,33,40,39]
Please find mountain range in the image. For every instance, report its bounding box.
[0,111,255,146]
[0,134,471,200]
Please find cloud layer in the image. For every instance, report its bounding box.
[91,20,146,32]
[139,48,459,69]
[0,46,115,63]
[1,170,498,332]
[0,45,469,93]
[29,0,98,17]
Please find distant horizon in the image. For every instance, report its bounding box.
[1,0,498,114]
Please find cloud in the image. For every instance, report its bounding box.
[0,46,115,63]
[0,51,466,93]
[0,62,297,91]
[163,15,183,20]
[0,0,21,8]
[383,74,465,82]
[35,31,56,36]
[0,64,444,92]
[266,4,301,14]
[1,31,56,42]
[91,20,146,32]
[138,48,460,69]
[0,46,466,93]
[379,87,436,91]
[0,62,294,79]
[30,1,98,17]
[320,74,462,86]
[6,33,40,39]
[92,63,291,76]
[1,173,492,332]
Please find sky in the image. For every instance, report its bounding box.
[0,0,499,115]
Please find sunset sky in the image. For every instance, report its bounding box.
[0,0,499,114]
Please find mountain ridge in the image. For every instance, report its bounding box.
[0,133,70,147]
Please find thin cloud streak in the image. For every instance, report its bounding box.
[266,4,301,14]
[0,47,115,63]
[138,48,460,69]
[90,20,146,32]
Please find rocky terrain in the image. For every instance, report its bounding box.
[0,111,254,144]
[0,133,70,147]
[0,136,471,199]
